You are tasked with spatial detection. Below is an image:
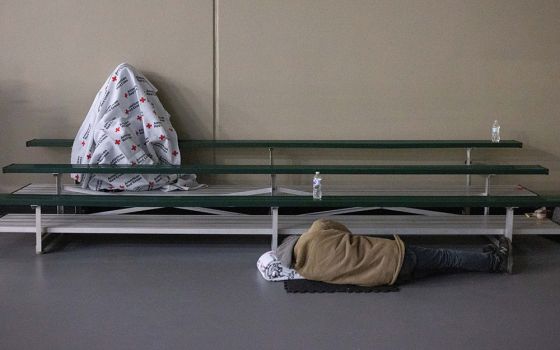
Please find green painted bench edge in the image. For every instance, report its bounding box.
[25,139,524,149]
[2,164,549,175]
[0,194,558,208]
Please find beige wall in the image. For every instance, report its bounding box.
[1,0,559,193]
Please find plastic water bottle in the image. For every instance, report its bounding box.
[491,120,501,143]
[312,171,322,200]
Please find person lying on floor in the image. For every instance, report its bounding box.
[275,218,511,287]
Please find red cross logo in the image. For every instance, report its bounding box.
[146,123,152,129]
[137,115,143,121]
[140,97,146,103]
[159,135,166,141]
[131,161,136,166]
[112,76,117,82]
[81,140,86,146]
[124,93,128,98]
[115,139,121,145]
[125,109,129,115]
[86,153,92,160]
[115,127,120,133]
[131,145,137,151]
[172,150,178,156]
[74,175,79,180]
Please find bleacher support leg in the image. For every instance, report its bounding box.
[465,147,472,187]
[484,175,494,215]
[34,205,43,254]
[54,173,64,214]
[464,148,472,215]
[269,147,277,195]
[271,207,279,252]
[505,207,515,273]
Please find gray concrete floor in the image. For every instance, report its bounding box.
[1,233,559,350]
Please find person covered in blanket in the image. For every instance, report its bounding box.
[268,219,511,286]
[71,63,200,191]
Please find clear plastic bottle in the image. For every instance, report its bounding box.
[312,171,322,200]
[491,120,501,143]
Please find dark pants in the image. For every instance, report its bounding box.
[397,244,498,283]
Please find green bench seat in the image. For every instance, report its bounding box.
[0,193,557,208]
[26,139,523,149]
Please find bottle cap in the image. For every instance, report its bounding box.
[315,171,320,175]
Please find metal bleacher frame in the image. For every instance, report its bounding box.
[1,138,560,273]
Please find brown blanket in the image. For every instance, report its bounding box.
[293,219,405,287]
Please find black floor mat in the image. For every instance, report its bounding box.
[284,279,399,293]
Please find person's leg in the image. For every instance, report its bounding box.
[406,245,500,274]
[395,247,417,284]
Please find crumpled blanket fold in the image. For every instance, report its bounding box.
[71,63,200,191]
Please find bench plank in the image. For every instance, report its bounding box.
[0,193,556,208]
[1,214,558,235]
[26,139,524,149]
[2,163,549,175]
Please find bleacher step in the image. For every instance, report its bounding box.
[1,214,559,236]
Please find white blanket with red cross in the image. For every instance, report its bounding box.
[71,63,200,191]
[257,251,303,281]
